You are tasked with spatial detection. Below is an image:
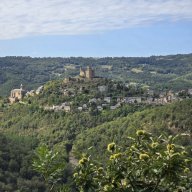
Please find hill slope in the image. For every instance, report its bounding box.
[73,99,192,159]
[1,53,192,96]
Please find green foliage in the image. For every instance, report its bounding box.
[0,102,147,147]
[33,145,75,192]
[1,62,192,192]
[33,145,67,191]
[30,78,144,107]
[1,54,192,96]
[0,133,46,192]
[74,132,192,192]
[73,99,192,159]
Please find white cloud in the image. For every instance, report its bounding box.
[0,0,192,40]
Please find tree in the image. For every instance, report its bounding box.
[74,131,192,192]
[32,145,66,192]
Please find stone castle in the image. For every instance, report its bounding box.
[9,84,26,104]
[79,66,95,79]
[8,66,95,104]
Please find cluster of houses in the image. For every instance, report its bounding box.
[8,81,192,113]
[43,88,192,113]
[44,102,71,112]
[145,90,178,105]
[8,66,192,113]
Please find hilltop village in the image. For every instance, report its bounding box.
[8,66,192,113]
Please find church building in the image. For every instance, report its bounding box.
[9,84,26,104]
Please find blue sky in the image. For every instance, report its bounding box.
[0,0,192,57]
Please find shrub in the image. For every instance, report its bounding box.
[74,132,192,192]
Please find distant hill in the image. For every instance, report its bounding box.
[1,53,192,96]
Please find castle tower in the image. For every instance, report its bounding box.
[85,66,94,79]
[79,67,86,78]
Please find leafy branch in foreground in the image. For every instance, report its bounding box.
[74,131,192,192]
[32,145,67,191]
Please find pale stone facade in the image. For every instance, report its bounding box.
[9,84,26,104]
[79,66,94,79]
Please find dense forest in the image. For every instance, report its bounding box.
[0,134,46,191]
[0,55,192,191]
[73,99,192,160]
[1,53,192,96]
[0,97,192,190]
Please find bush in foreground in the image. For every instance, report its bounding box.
[74,131,192,192]
[33,131,192,192]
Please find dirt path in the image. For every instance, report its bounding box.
[69,151,78,166]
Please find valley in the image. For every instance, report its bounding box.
[0,55,191,191]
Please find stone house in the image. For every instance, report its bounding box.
[36,86,44,95]
[98,85,108,93]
